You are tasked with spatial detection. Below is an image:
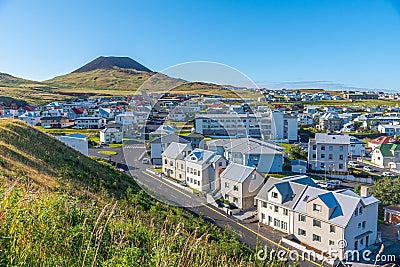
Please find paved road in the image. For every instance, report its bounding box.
[89,140,325,267]
[351,160,398,177]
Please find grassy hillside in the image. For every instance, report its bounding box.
[0,120,286,266]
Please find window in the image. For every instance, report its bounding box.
[233,197,238,203]
[313,145,317,150]
[224,194,229,200]
[329,146,333,151]
[313,219,321,228]
[164,159,168,164]
[225,182,229,188]
[339,155,344,160]
[321,154,325,159]
[181,164,184,169]
[251,174,256,180]
[339,146,344,151]
[329,154,333,160]
[298,214,306,222]
[321,146,325,151]
[321,163,325,169]
[362,221,366,229]
[298,228,306,236]
[274,219,281,228]
[329,240,335,246]
[313,204,322,212]
[281,222,288,230]
[187,167,189,172]
[198,171,201,176]
[339,163,343,169]
[272,192,278,198]
[313,234,321,242]
[194,169,197,175]
[233,185,239,191]
[312,154,316,159]
[274,206,279,212]
[283,209,288,216]
[359,207,363,214]
[261,213,265,220]
[330,225,336,233]
[354,209,359,216]
[170,161,174,166]
[262,202,267,208]
[358,222,361,228]
[219,162,223,166]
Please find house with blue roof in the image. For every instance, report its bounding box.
[184,148,227,193]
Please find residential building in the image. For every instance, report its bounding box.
[75,116,106,129]
[67,107,88,120]
[56,134,89,156]
[195,111,298,142]
[182,132,204,149]
[317,113,344,132]
[184,149,227,193]
[368,136,400,150]
[220,163,265,210]
[256,175,380,261]
[162,142,192,182]
[41,116,74,128]
[298,113,314,125]
[371,144,400,169]
[349,136,366,157]
[100,127,123,144]
[378,124,400,136]
[18,111,42,126]
[150,134,190,165]
[207,138,284,173]
[308,133,350,172]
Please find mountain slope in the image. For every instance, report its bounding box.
[73,56,152,73]
[0,120,278,266]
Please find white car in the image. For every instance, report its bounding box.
[142,158,149,164]
[363,166,375,172]
[348,161,360,168]
[383,172,395,177]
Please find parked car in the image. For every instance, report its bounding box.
[142,158,149,164]
[363,166,375,172]
[383,171,396,177]
[348,161,360,168]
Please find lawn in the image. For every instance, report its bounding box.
[277,142,291,154]
[98,150,118,155]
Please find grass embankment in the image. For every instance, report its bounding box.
[0,120,288,266]
[35,126,101,145]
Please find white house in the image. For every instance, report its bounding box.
[184,149,227,193]
[378,124,400,136]
[18,111,42,126]
[349,136,366,158]
[256,175,380,261]
[75,116,106,129]
[100,128,122,144]
[219,163,265,210]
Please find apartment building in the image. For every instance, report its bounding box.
[308,133,350,172]
[184,149,227,193]
[317,113,344,132]
[256,175,380,261]
[378,124,400,136]
[75,116,106,129]
[195,111,298,141]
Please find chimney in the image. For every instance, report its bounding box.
[360,185,371,197]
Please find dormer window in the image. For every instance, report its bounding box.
[272,192,278,198]
[313,204,322,212]
[359,207,363,215]
[191,156,196,160]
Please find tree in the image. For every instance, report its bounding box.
[288,145,307,161]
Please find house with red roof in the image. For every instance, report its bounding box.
[368,136,400,150]
[67,107,88,120]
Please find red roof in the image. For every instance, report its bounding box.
[385,206,400,212]
[369,136,400,145]
[71,107,85,114]
[23,106,36,111]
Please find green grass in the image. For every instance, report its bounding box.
[277,142,291,154]
[265,173,289,179]
[98,150,118,155]
[109,143,123,148]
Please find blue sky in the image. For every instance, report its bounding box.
[0,0,400,90]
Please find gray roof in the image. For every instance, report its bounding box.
[315,133,350,145]
[185,148,222,165]
[151,134,190,144]
[220,163,255,183]
[256,175,379,227]
[207,137,283,155]
[162,142,191,159]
